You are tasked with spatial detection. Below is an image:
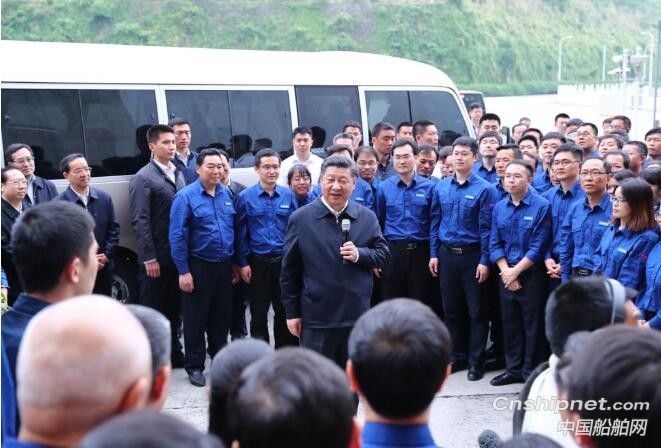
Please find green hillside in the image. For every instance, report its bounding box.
[2,0,659,94]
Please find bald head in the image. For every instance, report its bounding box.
[17,295,152,445]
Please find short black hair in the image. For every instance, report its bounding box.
[479,131,503,145]
[583,156,612,174]
[452,136,478,155]
[125,305,171,384]
[522,128,543,143]
[545,277,633,356]
[641,166,661,189]
[644,127,661,139]
[577,122,598,136]
[553,143,583,162]
[625,140,648,158]
[497,144,523,160]
[418,144,439,159]
[1,167,23,183]
[558,326,661,448]
[286,164,312,185]
[437,145,452,162]
[5,143,34,163]
[501,433,563,448]
[566,118,584,128]
[480,113,501,125]
[228,347,355,448]
[413,120,436,138]
[541,132,567,144]
[292,126,313,138]
[371,121,396,138]
[254,148,281,167]
[397,121,413,132]
[601,133,625,149]
[469,103,483,112]
[518,135,539,149]
[167,117,190,128]
[332,133,354,145]
[59,153,86,174]
[348,299,451,419]
[392,138,419,156]
[79,410,223,448]
[320,155,358,179]
[354,145,377,161]
[326,144,353,158]
[342,120,362,132]
[554,113,569,123]
[613,169,636,183]
[147,124,174,144]
[611,114,632,132]
[209,339,272,446]
[604,150,630,169]
[507,159,534,177]
[511,123,527,134]
[196,148,223,166]
[12,202,95,294]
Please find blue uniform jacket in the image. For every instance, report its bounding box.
[472,160,499,184]
[310,178,375,212]
[637,241,661,330]
[532,169,552,194]
[23,175,58,206]
[362,422,440,448]
[236,184,298,267]
[375,174,434,241]
[169,180,237,275]
[558,193,612,281]
[56,186,120,261]
[489,189,552,265]
[280,198,390,329]
[430,173,497,265]
[542,180,585,259]
[596,226,658,291]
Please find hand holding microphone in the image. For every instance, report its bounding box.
[340,219,357,263]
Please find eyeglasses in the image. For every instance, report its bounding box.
[552,160,578,167]
[71,167,92,175]
[5,179,28,186]
[610,196,627,205]
[12,156,34,164]
[580,170,606,177]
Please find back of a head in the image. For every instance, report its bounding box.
[79,410,224,448]
[209,339,273,444]
[228,347,354,448]
[17,295,151,442]
[501,433,562,448]
[126,305,172,378]
[11,201,95,295]
[560,326,660,448]
[348,298,452,419]
[545,277,624,356]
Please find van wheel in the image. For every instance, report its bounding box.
[112,249,138,304]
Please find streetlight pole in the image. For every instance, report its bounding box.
[602,40,615,82]
[642,31,654,87]
[557,36,573,82]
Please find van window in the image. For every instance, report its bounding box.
[166,90,291,165]
[365,90,468,147]
[295,86,360,150]
[1,88,158,178]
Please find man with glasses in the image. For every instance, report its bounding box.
[56,154,119,296]
[558,158,613,282]
[575,123,599,158]
[4,143,58,205]
[542,144,585,293]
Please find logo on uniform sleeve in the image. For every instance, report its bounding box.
[465,195,475,200]
[355,197,364,202]
[523,216,534,221]
[225,201,232,206]
[617,247,627,254]
[416,192,426,197]
[598,221,609,226]
[279,204,290,209]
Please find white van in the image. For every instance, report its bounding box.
[1,40,474,302]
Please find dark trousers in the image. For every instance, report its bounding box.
[247,255,298,348]
[486,265,504,357]
[300,326,352,370]
[92,264,113,297]
[382,241,429,300]
[231,280,248,340]
[499,266,547,379]
[138,263,182,355]
[181,257,233,372]
[439,246,488,367]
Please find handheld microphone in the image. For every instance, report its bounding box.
[477,429,503,448]
[341,219,351,264]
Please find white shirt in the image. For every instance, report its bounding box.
[152,159,177,184]
[521,355,580,448]
[277,153,324,186]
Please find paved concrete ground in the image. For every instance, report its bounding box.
[163,353,522,448]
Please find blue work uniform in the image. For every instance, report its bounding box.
[532,169,552,194]
[310,178,375,212]
[236,183,299,347]
[376,156,396,181]
[169,180,236,372]
[595,225,658,291]
[473,160,499,184]
[362,422,440,448]
[637,241,661,330]
[376,174,436,306]
[490,189,552,379]
[557,193,612,281]
[430,173,497,368]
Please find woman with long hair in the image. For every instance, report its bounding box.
[596,178,659,291]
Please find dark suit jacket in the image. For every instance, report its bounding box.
[228,179,246,198]
[129,161,185,265]
[1,200,30,299]
[56,186,120,260]
[23,175,58,206]
[280,198,390,329]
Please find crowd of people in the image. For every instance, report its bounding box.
[1,107,660,447]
